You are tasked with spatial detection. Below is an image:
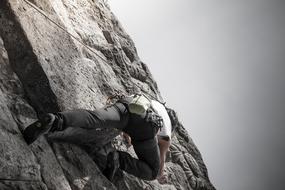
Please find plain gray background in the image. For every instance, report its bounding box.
[109,0,285,189]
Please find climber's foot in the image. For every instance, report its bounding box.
[23,113,56,145]
[103,151,120,181]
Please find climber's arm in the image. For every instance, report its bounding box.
[157,136,171,184]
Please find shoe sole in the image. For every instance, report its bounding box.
[23,114,55,145]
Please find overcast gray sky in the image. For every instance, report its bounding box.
[109,1,285,189]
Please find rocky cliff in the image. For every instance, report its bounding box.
[0,0,215,189]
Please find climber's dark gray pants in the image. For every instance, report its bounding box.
[50,103,160,180]
[119,137,160,180]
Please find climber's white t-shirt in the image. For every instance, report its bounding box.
[151,100,172,140]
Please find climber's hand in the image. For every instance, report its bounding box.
[157,173,168,184]
[121,132,132,147]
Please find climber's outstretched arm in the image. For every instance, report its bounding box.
[157,136,171,184]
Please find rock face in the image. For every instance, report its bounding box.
[0,0,215,189]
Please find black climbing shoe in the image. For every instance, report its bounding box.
[103,151,120,181]
[23,113,56,145]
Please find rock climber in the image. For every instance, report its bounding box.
[23,94,172,183]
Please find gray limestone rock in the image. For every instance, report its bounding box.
[0,0,215,189]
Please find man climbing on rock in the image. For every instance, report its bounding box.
[23,94,172,183]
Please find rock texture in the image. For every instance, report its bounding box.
[0,0,215,189]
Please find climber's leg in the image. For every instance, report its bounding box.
[23,102,129,144]
[116,137,160,180]
[55,102,129,130]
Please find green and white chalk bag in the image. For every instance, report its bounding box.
[128,94,151,115]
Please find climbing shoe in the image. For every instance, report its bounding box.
[103,151,120,181]
[23,113,56,145]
